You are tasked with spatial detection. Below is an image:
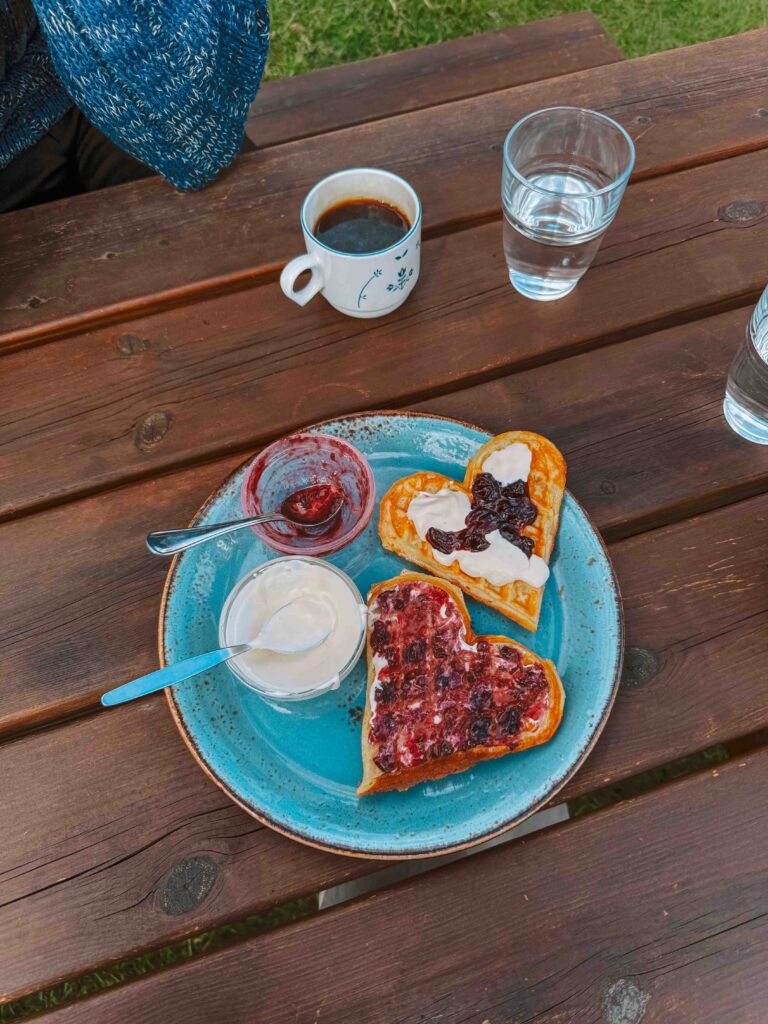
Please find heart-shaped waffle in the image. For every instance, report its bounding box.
[379,431,566,631]
[359,572,564,796]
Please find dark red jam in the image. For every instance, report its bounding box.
[280,483,344,526]
[369,580,550,774]
[425,472,537,559]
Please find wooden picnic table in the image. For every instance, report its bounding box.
[2,12,768,1021]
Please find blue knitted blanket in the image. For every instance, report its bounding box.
[0,0,269,190]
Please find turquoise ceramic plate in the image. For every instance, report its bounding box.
[162,413,623,859]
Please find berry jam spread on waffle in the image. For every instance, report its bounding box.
[368,579,550,774]
[426,472,537,558]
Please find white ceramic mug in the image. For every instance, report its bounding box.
[280,168,422,318]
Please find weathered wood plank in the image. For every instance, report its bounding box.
[4,306,768,734]
[2,148,767,520]
[2,490,768,1001]
[415,305,768,538]
[38,749,768,1024]
[249,13,623,148]
[1,30,766,348]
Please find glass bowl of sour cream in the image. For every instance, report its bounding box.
[219,556,366,701]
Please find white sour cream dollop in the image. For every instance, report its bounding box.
[407,442,549,588]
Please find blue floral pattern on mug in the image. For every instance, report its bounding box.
[387,266,414,292]
[357,268,382,309]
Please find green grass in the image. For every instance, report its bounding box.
[0,899,316,1021]
[264,0,768,80]
[568,745,729,818]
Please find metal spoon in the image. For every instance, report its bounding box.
[146,498,344,556]
[101,597,336,707]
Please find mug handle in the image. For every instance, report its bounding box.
[280,253,325,306]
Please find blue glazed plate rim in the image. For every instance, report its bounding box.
[161,410,624,859]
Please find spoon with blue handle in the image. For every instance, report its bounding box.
[101,597,336,707]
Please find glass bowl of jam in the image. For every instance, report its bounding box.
[241,432,375,556]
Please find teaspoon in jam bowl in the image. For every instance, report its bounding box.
[146,485,344,557]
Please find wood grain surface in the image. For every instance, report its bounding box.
[5,307,768,733]
[1,29,766,349]
[2,489,767,1000]
[248,13,623,148]
[4,25,768,1017]
[42,749,768,1023]
[2,148,767,520]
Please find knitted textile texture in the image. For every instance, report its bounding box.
[0,1,72,168]
[2,0,270,189]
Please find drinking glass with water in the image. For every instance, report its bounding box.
[502,107,635,301]
[724,285,768,444]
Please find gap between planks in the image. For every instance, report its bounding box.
[25,745,768,1024]
[0,292,760,531]
[4,139,768,521]
[2,476,768,999]
[3,143,766,360]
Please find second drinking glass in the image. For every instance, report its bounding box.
[502,107,635,301]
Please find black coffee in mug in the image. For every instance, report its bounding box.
[314,198,410,255]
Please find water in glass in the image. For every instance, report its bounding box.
[502,169,610,301]
[724,286,768,444]
[502,107,634,302]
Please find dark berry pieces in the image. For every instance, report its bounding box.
[425,467,538,559]
[371,619,390,653]
[522,665,547,692]
[493,497,515,519]
[502,480,528,498]
[470,688,492,711]
[426,527,461,554]
[499,645,521,667]
[468,715,491,746]
[465,506,500,532]
[368,577,552,778]
[514,498,538,527]
[498,706,521,737]
[383,646,399,668]
[500,499,535,528]
[394,593,407,611]
[495,496,536,528]
[516,535,535,558]
[457,529,490,552]
[371,711,396,743]
[376,680,395,705]
[499,526,534,558]
[404,637,427,664]
[373,746,396,772]
[436,666,460,691]
[472,472,502,505]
